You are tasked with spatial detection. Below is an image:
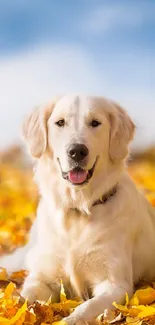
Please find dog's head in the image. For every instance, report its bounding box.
[22,95,135,187]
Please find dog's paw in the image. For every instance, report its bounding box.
[63,316,91,325]
[63,318,82,325]
[64,315,97,325]
[21,279,52,303]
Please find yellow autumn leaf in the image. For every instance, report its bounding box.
[134,287,155,305]
[51,299,81,313]
[129,294,139,306]
[52,320,67,325]
[60,280,67,302]
[24,309,36,324]
[136,305,155,318]
[125,292,129,306]
[0,268,8,281]
[126,316,142,324]
[4,282,16,299]
[113,292,130,313]
[0,300,27,325]
[113,301,129,313]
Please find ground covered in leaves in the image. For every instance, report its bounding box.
[0,146,155,325]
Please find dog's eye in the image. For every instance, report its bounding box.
[55,119,65,127]
[91,120,101,127]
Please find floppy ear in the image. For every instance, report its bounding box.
[22,102,56,158]
[109,102,135,162]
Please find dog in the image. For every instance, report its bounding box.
[1,95,155,325]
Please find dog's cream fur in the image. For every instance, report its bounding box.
[1,95,155,324]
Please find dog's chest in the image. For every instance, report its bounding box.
[52,206,117,298]
[62,208,89,245]
[61,209,94,297]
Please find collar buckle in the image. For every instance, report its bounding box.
[93,185,117,207]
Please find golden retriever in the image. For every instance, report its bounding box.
[1,95,155,325]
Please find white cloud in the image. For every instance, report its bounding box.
[82,2,155,34]
[0,44,105,148]
[0,43,154,149]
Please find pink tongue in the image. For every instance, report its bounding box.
[69,170,88,184]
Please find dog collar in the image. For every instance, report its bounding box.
[70,185,117,215]
[92,184,117,207]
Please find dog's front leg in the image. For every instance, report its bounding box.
[20,245,62,303]
[64,280,133,325]
[21,273,60,303]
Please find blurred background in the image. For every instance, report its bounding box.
[0,0,154,150]
[0,0,155,257]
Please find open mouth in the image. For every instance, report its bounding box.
[58,159,97,185]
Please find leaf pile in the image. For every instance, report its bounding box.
[0,148,155,324]
[0,274,81,325]
[128,161,155,206]
[0,163,37,255]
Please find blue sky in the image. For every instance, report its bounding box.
[0,0,155,148]
[0,0,155,54]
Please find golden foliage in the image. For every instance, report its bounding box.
[0,163,37,255]
[0,148,155,324]
[0,275,80,325]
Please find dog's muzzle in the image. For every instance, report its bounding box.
[58,158,98,186]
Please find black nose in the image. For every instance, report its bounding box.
[67,144,89,162]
